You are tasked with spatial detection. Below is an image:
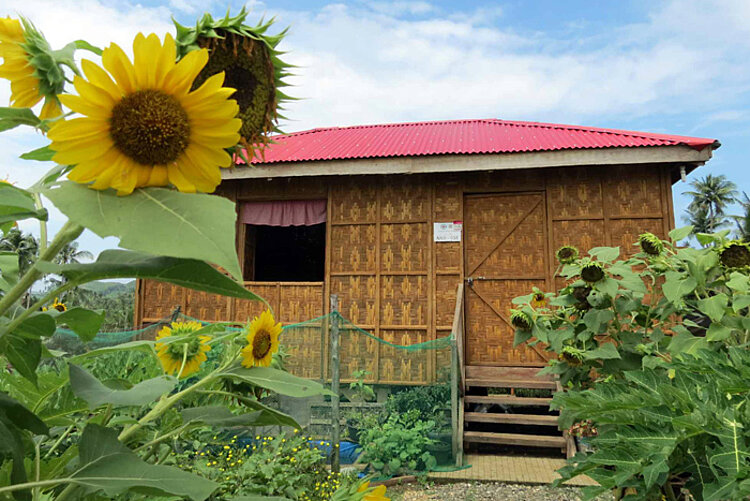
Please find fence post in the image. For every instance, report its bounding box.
[329,295,341,473]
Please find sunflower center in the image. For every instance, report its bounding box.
[252,329,272,359]
[109,90,190,165]
[53,303,66,312]
[720,244,750,268]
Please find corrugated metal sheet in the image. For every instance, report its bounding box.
[236,119,718,165]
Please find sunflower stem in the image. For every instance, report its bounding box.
[33,193,48,255]
[0,220,83,322]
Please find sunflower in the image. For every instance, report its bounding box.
[0,17,63,119]
[718,240,750,271]
[638,233,664,256]
[241,310,281,368]
[580,262,606,284]
[357,481,390,501]
[556,245,579,265]
[531,289,547,308]
[510,309,532,331]
[155,321,211,378]
[47,33,241,195]
[174,8,292,156]
[571,285,592,311]
[42,297,66,312]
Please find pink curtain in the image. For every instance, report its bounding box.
[240,200,327,227]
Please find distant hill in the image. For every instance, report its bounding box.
[80,280,135,296]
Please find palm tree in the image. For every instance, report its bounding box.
[54,241,93,266]
[683,174,738,233]
[682,206,713,235]
[0,228,39,275]
[731,192,750,241]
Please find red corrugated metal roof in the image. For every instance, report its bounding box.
[236,119,718,165]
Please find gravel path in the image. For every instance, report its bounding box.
[385,481,614,501]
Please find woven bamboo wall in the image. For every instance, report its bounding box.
[135,164,675,382]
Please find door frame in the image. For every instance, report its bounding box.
[461,190,552,367]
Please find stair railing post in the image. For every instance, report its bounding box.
[329,295,341,473]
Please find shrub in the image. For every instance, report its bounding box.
[385,383,450,429]
[359,409,437,476]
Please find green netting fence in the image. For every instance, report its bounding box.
[45,308,461,473]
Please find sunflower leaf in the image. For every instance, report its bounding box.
[37,249,260,300]
[55,307,106,342]
[219,366,335,398]
[181,405,299,429]
[69,364,177,408]
[19,145,55,161]
[0,107,41,132]
[44,182,243,281]
[0,183,48,226]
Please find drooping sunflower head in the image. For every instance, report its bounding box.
[510,309,532,331]
[241,309,282,368]
[155,320,211,378]
[556,245,579,265]
[47,32,241,195]
[580,262,606,284]
[0,16,66,119]
[559,346,584,367]
[42,297,66,312]
[638,233,664,256]
[174,8,292,157]
[571,285,592,311]
[718,240,750,271]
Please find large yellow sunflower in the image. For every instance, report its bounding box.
[42,297,66,312]
[0,17,62,119]
[240,310,281,368]
[155,321,211,378]
[47,33,242,195]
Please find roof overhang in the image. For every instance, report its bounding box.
[223,144,715,181]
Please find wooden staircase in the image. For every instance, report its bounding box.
[461,366,572,457]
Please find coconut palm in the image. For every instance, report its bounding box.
[54,241,93,266]
[731,192,750,242]
[682,206,713,235]
[683,174,738,233]
[0,228,39,275]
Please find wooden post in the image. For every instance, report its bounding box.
[450,334,459,462]
[329,295,341,473]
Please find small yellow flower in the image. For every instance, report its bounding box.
[48,33,241,195]
[43,297,66,312]
[240,310,282,368]
[154,321,211,378]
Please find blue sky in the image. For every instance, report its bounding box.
[1,0,748,257]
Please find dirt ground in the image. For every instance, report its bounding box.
[384,481,613,501]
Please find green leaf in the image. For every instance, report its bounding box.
[14,313,56,338]
[667,332,708,354]
[726,272,749,294]
[219,366,335,398]
[70,424,217,500]
[19,145,54,161]
[0,107,40,132]
[230,497,292,501]
[733,295,750,313]
[73,39,103,55]
[706,323,733,342]
[0,183,47,226]
[583,309,615,333]
[695,232,722,246]
[662,275,697,303]
[182,405,299,429]
[70,340,155,362]
[0,391,48,435]
[0,251,19,291]
[0,335,41,384]
[669,226,693,242]
[588,247,620,263]
[583,343,621,360]
[596,277,619,298]
[44,182,243,280]
[69,364,177,408]
[38,250,260,300]
[697,293,728,323]
[513,328,532,347]
[55,308,105,342]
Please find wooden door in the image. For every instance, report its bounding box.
[463,193,549,366]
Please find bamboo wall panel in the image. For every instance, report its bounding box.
[141,280,185,322]
[137,164,675,383]
[379,329,428,384]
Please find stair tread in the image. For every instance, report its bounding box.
[464,395,553,406]
[464,412,559,425]
[465,378,557,389]
[464,431,566,447]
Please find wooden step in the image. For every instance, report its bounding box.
[464,395,553,407]
[464,412,559,426]
[465,366,550,381]
[464,431,566,448]
[465,378,556,390]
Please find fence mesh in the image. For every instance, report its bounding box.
[45,308,458,473]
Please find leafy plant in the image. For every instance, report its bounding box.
[347,370,375,402]
[385,383,450,429]
[359,409,437,476]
